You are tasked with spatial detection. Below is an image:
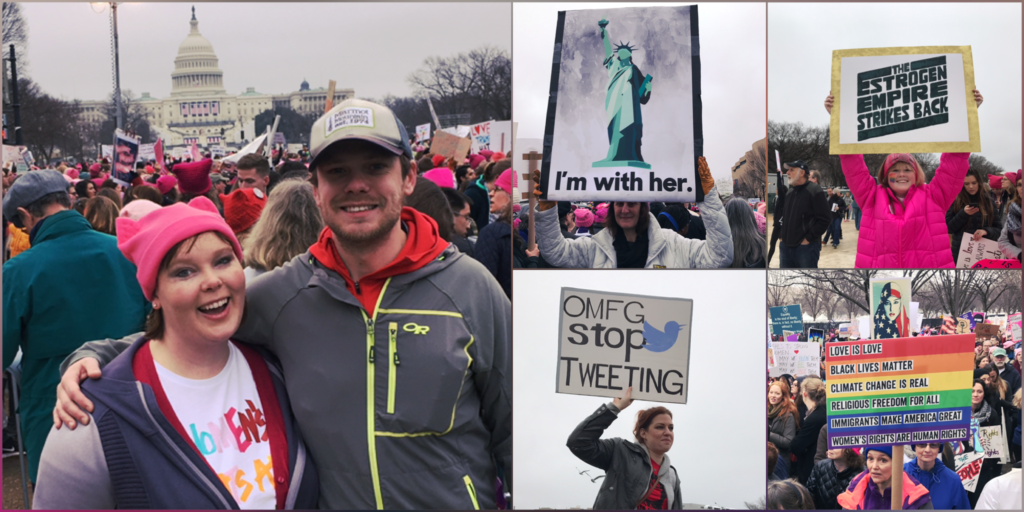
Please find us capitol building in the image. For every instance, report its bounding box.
[77,7,353,148]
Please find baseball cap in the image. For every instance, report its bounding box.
[3,170,71,228]
[308,99,413,173]
[992,348,1008,358]
[783,160,809,172]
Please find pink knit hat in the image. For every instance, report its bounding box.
[594,203,609,224]
[116,196,242,301]
[171,159,213,195]
[492,152,506,162]
[468,154,485,169]
[156,175,178,195]
[66,168,80,180]
[119,199,163,221]
[479,150,494,161]
[423,168,455,189]
[495,168,516,195]
[574,208,595,228]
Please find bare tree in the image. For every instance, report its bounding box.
[2,2,28,69]
[778,269,937,315]
[800,284,828,322]
[407,45,511,123]
[767,271,791,308]
[924,270,982,318]
[996,272,1022,315]
[972,270,1011,314]
[97,90,152,144]
[16,78,81,163]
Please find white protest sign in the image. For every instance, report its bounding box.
[273,132,286,145]
[1010,312,1022,342]
[775,150,782,173]
[830,46,980,155]
[953,452,984,493]
[768,342,821,378]
[287,143,303,154]
[139,143,155,161]
[955,233,1005,268]
[978,425,1007,461]
[415,123,431,143]
[858,317,870,341]
[210,146,227,158]
[910,302,921,332]
[489,120,515,153]
[557,288,692,404]
[172,147,186,158]
[101,145,113,158]
[469,121,493,153]
[440,125,471,138]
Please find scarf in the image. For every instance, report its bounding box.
[972,399,992,422]
[1006,201,1022,238]
[613,228,649,268]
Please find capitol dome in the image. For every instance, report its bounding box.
[170,6,226,97]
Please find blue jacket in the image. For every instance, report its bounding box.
[33,335,319,509]
[2,210,147,482]
[904,458,970,510]
[475,220,511,298]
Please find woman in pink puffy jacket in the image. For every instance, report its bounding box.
[824,90,983,268]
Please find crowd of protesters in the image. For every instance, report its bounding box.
[3,98,512,509]
[766,322,1023,509]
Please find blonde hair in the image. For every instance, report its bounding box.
[802,377,826,408]
[242,180,323,272]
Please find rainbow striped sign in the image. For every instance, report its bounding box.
[825,334,975,448]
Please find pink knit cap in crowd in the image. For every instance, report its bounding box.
[220,187,267,235]
[492,152,506,162]
[423,168,455,189]
[116,196,242,301]
[89,163,102,179]
[1006,170,1020,185]
[66,168,80,179]
[495,168,516,195]
[594,203,609,224]
[468,154,485,169]
[156,175,178,195]
[172,159,213,195]
[478,150,494,161]
[574,208,595,228]
[119,199,163,221]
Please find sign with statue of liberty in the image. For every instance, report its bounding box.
[540,5,703,202]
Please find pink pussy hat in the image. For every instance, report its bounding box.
[495,168,517,195]
[423,168,455,189]
[116,196,242,301]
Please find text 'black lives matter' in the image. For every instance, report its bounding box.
[856,56,950,141]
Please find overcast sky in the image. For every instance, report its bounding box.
[19,2,510,102]
[513,270,765,510]
[513,2,766,183]
[768,3,1022,172]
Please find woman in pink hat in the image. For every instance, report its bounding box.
[33,198,319,509]
[824,90,984,268]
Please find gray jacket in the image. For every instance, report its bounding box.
[64,245,511,510]
[998,222,1022,259]
[567,403,681,510]
[535,190,733,268]
[768,411,796,464]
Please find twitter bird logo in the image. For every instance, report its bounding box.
[642,320,685,352]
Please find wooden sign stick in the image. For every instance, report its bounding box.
[890,446,903,510]
[325,80,337,113]
[522,151,543,251]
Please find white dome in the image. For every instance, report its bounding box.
[170,7,226,97]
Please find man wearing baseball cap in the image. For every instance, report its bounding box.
[2,170,147,484]
[778,160,831,268]
[55,99,511,509]
[992,347,1021,398]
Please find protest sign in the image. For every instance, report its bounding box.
[556,288,692,404]
[469,121,492,153]
[171,147,186,159]
[770,305,803,336]
[287,143,303,153]
[809,328,825,343]
[955,234,1005,268]
[829,46,980,155]
[978,425,1007,461]
[2,145,30,172]
[910,302,922,333]
[111,131,140,187]
[489,121,515,153]
[153,139,164,169]
[210,146,227,158]
[1009,312,1022,342]
[139,143,155,161]
[955,318,971,335]
[839,323,860,340]
[768,342,821,378]
[953,452,984,492]
[273,132,286,145]
[825,334,974,449]
[870,278,912,339]
[784,332,801,342]
[540,5,703,202]
[101,145,113,158]
[974,323,1000,340]
[767,348,776,369]
[415,123,431,143]
[430,130,471,163]
[440,125,471,138]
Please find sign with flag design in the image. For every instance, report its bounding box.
[870,278,912,339]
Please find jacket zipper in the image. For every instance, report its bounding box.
[463,475,480,510]
[362,277,392,510]
[387,322,399,414]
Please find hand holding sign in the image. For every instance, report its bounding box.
[825,94,834,115]
[697,156,715,195]
[613,387,634,411]
[973,89,983,108]
[532,169,557,211]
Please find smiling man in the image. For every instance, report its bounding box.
[55,100,511,510]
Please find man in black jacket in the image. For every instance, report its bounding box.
[822,188,847,249]
[778,161,831,268]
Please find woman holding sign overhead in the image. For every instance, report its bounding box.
[567,387,682,510]
[824,90,983,268]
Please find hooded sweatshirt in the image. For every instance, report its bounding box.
[903,458,971,510]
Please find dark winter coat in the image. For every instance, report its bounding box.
[464,178,491,230]
[475,220,511,298]
[778,181,831,247]
[945,199,1001,265]
[768,410,797,466]
[791,406,827,485]
[806,458,861,509]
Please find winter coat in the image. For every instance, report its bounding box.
[837,470,933,510]
[475,220,511,298]
[945,198,1001,265]
[535,188,733,268]
[841,153,969,268]
[2,210,148,483]
[903,458,970,510]
[806,458,862,509]
[464,177,491,230]
[65,243,512,510]
[815,423,828,463]
[998,221,1022,260]
[768,410,797,465]
[998,365,1022,398]
[33,336,319,509]
[790,406,827,485]
[567,403,682,510]
[778,181,831,247]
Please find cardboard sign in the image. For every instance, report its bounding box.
[770,305,804,336]
[955,318,971,335]
[829,46,980,155]
[870,278,912,339]
[954,452,984,493]
[415,123,431,143]
[975,323,1000,339]
[768,342,821,378]
[825,334,974,449]
[955,233,1005,268]
[541,5,703,202]
[429,130,471,163]
[556,288,692,404]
